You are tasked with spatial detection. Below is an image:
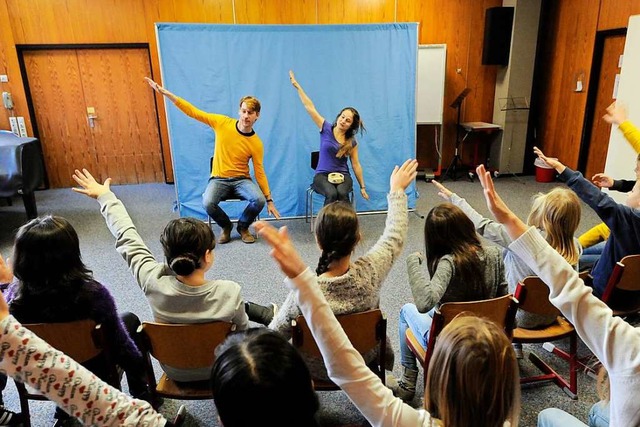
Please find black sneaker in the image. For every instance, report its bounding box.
[0,406,22,426]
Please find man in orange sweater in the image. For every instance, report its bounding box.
[146,77,280,244]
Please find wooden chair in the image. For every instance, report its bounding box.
[136,321,236,405]
[600,254,640,317]
[15,319,120,427]
[405,294,518,386]
[513,276,578,399]
[291,309,386,390]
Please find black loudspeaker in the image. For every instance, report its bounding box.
[482,7,514,66]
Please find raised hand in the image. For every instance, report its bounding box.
[255,222,306,278]
[289,70,299,89]
[591,173,614,188]
[144,77,172,98]
[72,169,111,199]
[603,102,627,125]
[431,179,453,199]
[0,254,13,284]
[476,165,527,240]
[533,146,565,173]
[389,159,418,192]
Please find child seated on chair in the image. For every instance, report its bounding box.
[246,159,417,381]
[395,201,508,402]
[255,219,520,427]
[474,163,640,427]
[72,168,248,382]
[534,147,640,298]
[0,215,149,424]
[430,180,581,333]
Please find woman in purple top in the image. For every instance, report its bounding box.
[290,70,369,205]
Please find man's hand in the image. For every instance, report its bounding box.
[144,77,173,98]
[255,222,306,278]
[267,201,281,219]
[0,254,13,284]
[72,169,111,199]
[603,102,627,125]
[591,173,614,188]
[533,146,566,174]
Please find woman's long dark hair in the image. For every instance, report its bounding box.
[160,218,215,276]
[314,201,359,275]
[424,204,487,297]
[211,328,320,427]
[333,107,365,158]
[12,215,92,299]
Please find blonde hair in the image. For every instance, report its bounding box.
[426,315,520,427]
[527,187,581,265]
[239,96,261,113]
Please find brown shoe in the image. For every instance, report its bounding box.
[218,225,232,244]
[238,227,256,244]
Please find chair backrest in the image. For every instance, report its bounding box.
[138,321,236,369]
[25,319,108,364]
[514,276,561,317]
[310,151,320,170]
[291,309,386,382]
[601,254,640,314]
[424,294,518,370]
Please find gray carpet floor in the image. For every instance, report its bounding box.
[0,173,608,426]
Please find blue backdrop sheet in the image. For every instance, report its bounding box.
[156,23,417,220]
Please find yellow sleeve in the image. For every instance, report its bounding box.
[578,223,611,248]
[251,142,271,198]
[619,121,640,153]
[173,96,221,128]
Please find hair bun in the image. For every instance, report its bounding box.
[169,254,198,276]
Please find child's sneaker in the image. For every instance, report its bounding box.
[0,406,22,426]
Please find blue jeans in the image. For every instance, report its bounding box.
[202,177,265,230]
[579,241,606,272]
[399,303,434,371]
[537,401,609,427]
[313,173,353,206]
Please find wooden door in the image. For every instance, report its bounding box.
[584,34,626,179]
[24,48,164,188]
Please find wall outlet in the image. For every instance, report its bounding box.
[16,116,27,137]
[0,75,8,83]
[9,117,19,136]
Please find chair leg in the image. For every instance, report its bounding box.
[15,382,31,427]
[524,352,577,400]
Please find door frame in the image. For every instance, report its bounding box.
[577,28,627,173]
[16,43,168,186]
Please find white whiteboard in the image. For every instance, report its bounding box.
[604,15,640,203]
[416,44,447,124]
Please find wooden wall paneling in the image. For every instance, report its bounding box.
[77,49,164,185]
[536,0,599,169]
[6,0,147,44]
[235,0,317,24]
[23,50,97,188]
[317,0,396,24]
[0,0,32,134]
[598,0,640,31]
[142,0,235,182]
[584,34,626,179]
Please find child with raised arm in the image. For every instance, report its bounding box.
[254,213,520,427]
[249,159,417,381]
[533,147,640,297]
[474,163,639,427]
[430,179,581,331]
[72,169,248,382]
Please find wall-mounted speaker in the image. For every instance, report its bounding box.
[482,7,514,66]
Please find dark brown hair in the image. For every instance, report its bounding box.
[424,203,487,297]
[160,218,215,276]
[314,202,360,275]
[333,107,365,158]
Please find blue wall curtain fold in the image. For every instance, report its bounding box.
[156,23,418,219]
